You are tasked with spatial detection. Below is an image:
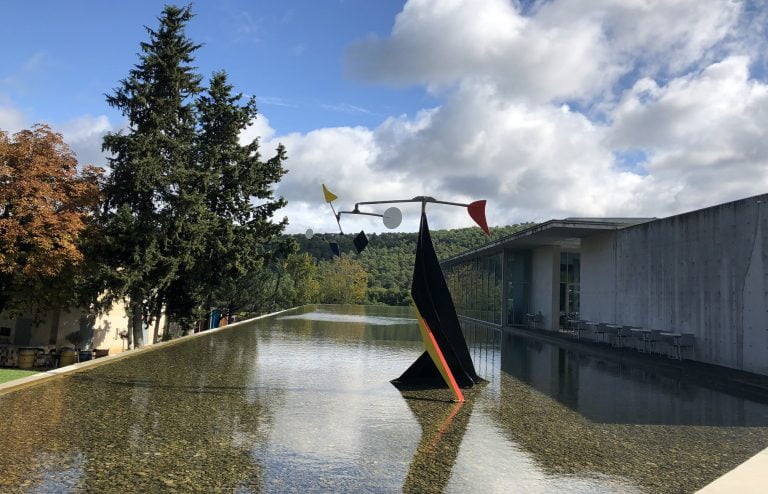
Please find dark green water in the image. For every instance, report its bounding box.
[1,305,767,493]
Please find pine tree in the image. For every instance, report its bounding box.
[178,71,289,326]
[101,5,203,347]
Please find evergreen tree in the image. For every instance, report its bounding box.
[101,5,203,347]
[183,71,289,327]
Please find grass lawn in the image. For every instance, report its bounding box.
[0,368,40,385]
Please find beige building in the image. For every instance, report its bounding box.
[0,301,168,357]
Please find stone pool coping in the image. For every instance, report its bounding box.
[696,445,768,493]
[0,306,298,397]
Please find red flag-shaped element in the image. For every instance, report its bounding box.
[467,200,490,237]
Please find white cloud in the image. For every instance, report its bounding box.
[0,105,26,133]
[608,55,768,212]
[56,114,114,167]
[0,100,114,169]
[240,113,275,144]
[347,0,742,104]
[264,82,648,234]
[270,0,768,234]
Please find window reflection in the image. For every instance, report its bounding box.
[444,252,504,325]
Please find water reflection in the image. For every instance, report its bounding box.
[493,330,768,426]
[400,392,476,494]
[0,331,275,492]
[0,306,767,494]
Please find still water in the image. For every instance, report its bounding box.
[1,305,767,493]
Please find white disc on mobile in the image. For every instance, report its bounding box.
[305,228,314,239]
[382,207,402,229]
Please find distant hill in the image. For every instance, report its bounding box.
[289,223,534,305]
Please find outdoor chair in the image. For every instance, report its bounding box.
[615,326,634,348]
[673,333,696,360]
[593,323,608,344]
[575,320,590,339]
[1,347,18,367]
[657,333,678,358]
[40,346,57,368]
[646,330,665,355]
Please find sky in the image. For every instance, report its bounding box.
[3,0,768,234]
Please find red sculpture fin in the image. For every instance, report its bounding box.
[467,200,490,237]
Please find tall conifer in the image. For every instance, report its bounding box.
[167,71,289,327]
[101,5,202,347]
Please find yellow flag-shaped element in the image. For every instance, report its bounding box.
[322,183,338,203]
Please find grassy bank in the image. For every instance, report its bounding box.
[0,369,39,384]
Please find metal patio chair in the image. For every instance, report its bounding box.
[673,333,696,360]
[615,326,634,348]
[593,323,608,344]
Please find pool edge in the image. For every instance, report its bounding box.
[696,445,768,493]
[0,306,300,396]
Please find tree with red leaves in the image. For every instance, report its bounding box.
[0,124,102,315]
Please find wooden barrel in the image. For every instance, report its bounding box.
[17,349,36,369]
[59,348,77,367]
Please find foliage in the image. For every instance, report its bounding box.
[97,6,290,342]
[0,125,102,315]
[64,330,87,350]
[282,252,320,307]
[316,256,368,304]
[174,70,289,330]
[99,4,205,347]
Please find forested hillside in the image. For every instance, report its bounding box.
[290,224,534,305]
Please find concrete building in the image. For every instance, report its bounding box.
[443,193,768,376]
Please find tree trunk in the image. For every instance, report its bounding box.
[203,291,213,331]
[162,311,171,340]
[131,294,144,348]
[227,302,234,322]
[152,296,163,344]
[48,308,61,346]
[271,267,283,312]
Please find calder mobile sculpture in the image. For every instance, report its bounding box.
[318,186,490,402]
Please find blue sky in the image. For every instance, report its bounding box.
[1,0,429,134]
[3,1,768,233]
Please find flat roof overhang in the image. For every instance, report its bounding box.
[442,218,654,266]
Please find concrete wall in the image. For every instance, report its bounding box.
[580,232,617,324]
[613,194,768,375]
[531,245,560,330]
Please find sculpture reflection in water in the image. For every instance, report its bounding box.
[399,390,477,494]
[317,185,490,401]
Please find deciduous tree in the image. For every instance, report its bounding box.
[0,125,102,315]
[317,257,368,304]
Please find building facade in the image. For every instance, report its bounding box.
[443,193,768,376]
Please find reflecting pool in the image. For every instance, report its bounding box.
[1,305,767,493]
